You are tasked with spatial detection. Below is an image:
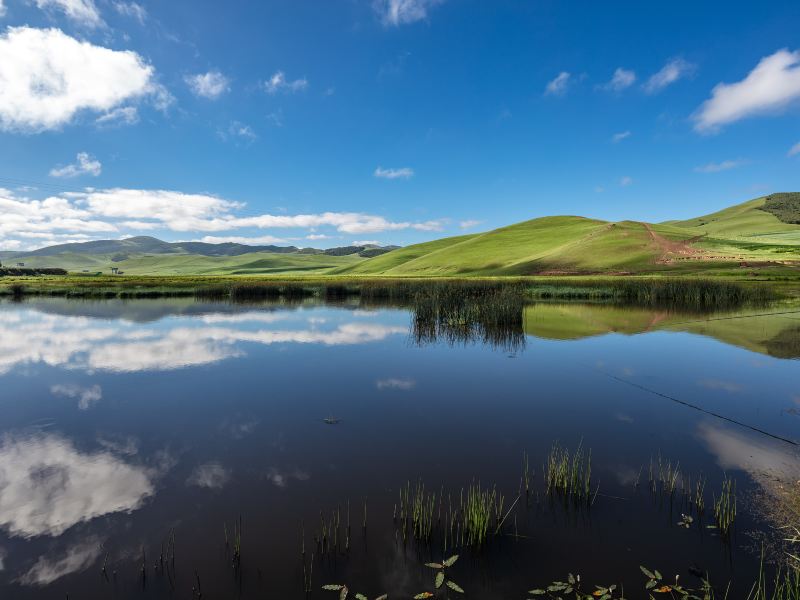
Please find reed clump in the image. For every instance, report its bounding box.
[714,476,737,536]
[545,442,592,501]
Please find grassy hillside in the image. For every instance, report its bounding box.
[335,216,706,276]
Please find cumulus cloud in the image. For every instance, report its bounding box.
[34,0,103,28]
[0,433,153,538]
[263,71,307,94]
[0,187,445,251]
[185,70,229,99]
[0,27,165,132]
[693,159,749,173]
[545,71,572,96]
[643,58,695,94]
[51,383,102,409]
[49,152,102,178]
[374,0,444,25]
[601,67,636,92]
[694,49,800,133]
[19,536,103,585]
[611,131,631,143]
[374,166,414,179]
[218,120,256,142]
[352,239,380,246]
[113,1,146,24]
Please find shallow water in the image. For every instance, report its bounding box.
[0,297,798,599]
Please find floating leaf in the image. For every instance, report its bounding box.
[654,570,662,580]
[425,562,443,570]
[443,555,459,567]
[323,585,344,591]
[340,585,349,600]
[355,594,368,600]
[435,572,445,589]
[375,595,388,600]
[593,591,605,597]
[445,580,464,594]
[528,590,546,596]
[414,593,434,599]
[640,566,656,580]
[654,586,672,593]
[568,574,576,585]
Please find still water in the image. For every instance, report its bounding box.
[0,297,798,598]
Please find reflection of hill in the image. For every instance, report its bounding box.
[523,303,800,359]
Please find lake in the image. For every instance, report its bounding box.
[0,296,798,599]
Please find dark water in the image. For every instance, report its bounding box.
[0,297,798,599]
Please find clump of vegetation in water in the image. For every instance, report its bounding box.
[423,554,464,595]
[527,573,623,599]
[649,453,681,495]
[322,584,387,600]
[713,476,737,536]
[545,441,593,502]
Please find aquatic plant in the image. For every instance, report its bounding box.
[545,441,592,501]
[322,584,387,600]
[640,566,717,600]
[713,476,737,536]
[528,573,623,599]
[424,554,463,594]
[649,453,680,495]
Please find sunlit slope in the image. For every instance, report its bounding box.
[668,196,800,245]
[337,217,699,275]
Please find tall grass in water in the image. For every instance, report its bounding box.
[544,442,592,502]
[714,476,737,536]
[648,453,681,495]
[747,553,800,600]
[410,282,525,351]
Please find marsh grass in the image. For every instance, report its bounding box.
[649,453,681,496]
[545,442,592,502]
[714,476,737,536]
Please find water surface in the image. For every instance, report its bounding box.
[0,297,798,599]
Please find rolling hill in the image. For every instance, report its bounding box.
[2,194,799,276]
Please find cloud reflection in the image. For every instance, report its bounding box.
[0,433,154,538]
[0,310,406,374]
[18,536,103,586]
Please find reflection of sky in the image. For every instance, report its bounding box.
[0,309,407,374]
[0,433,154,538]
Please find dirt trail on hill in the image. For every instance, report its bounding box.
[641,223,703,263]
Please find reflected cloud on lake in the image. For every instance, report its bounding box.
[18,536,103,586]
[0,309,407,374]
[0,433,154,538]
[187,461,230,490]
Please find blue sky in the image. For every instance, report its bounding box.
[0,0,799,250]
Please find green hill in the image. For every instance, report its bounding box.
[3,194,800,277]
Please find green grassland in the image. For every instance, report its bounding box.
[2,194,800,278]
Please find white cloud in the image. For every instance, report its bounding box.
[611,131,631,143]
[620,176,633,186]
[34,0,103,28]
[789,142,800,157]
[49,152,102,178]
[51,383,102,409]
[0,187,445,249]
[694,49,800,133]
[374,166,414,179]
[601,67,636,92]
[219,120,256,142]
[263,71,307,94]
[113,1,146,24]
[545,71,572,96]
[199,235,287,245]
[306,233,332,240]
[374,0,444,26]
[0,432,153,538]
[459,219,482,229]
[643,58,695,94]
[376,377,416,390]
[19,537,103,585]
[0,27,163,133]
[185,70,229,99]
[187,462,229,490]
[0,1,6,17]
[693,159,748,173]
[95,106,138,127]
[353,240,380,246]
